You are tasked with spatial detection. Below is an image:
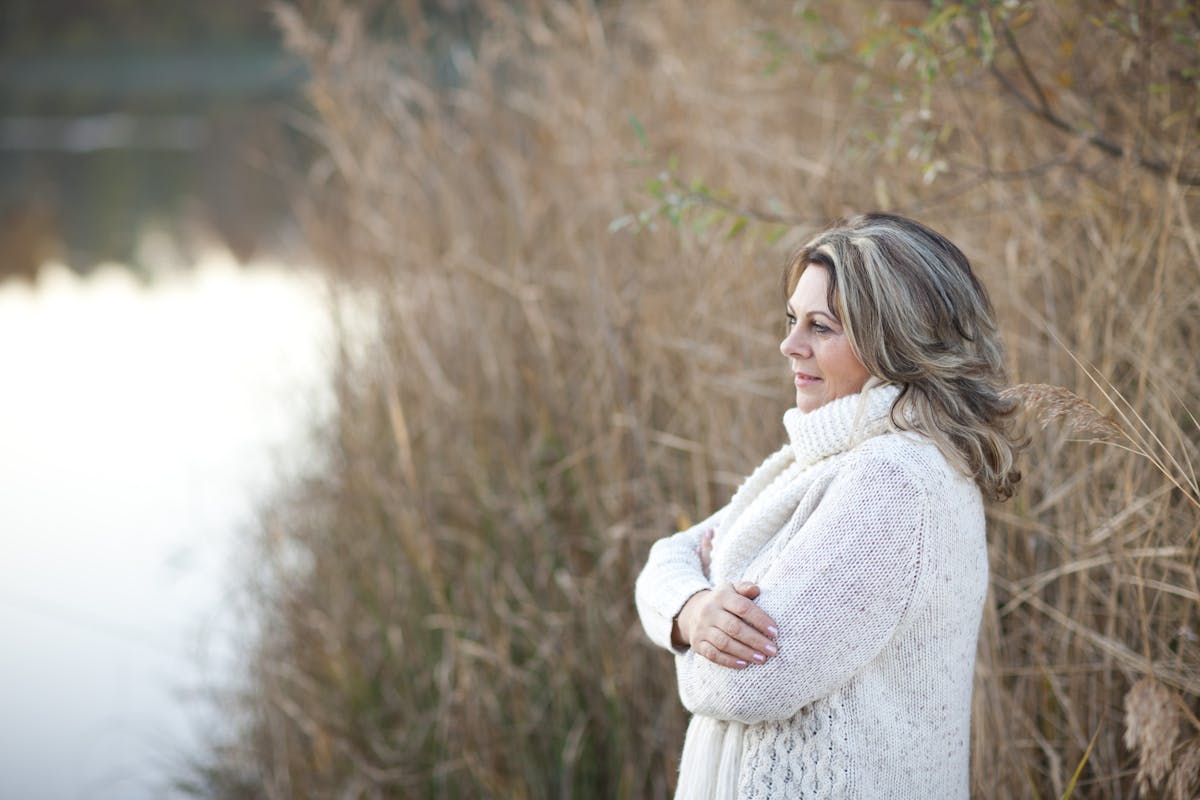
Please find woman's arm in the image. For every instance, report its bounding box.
[634,509,724,652]
[676,455,929,724]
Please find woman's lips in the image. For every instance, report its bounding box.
[794,372,822,386]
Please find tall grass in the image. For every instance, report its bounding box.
[188,2,1200,797]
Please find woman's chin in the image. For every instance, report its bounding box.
[794,394,825,413]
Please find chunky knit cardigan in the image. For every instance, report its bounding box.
[634,384,989,799]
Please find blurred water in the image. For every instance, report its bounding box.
[0,256,334,799]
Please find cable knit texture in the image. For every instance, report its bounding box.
[634,384,989,799]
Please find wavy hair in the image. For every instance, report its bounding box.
[785,213,1024,501]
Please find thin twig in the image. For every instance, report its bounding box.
[1000,23,1051,114]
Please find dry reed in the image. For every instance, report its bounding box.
[185,2,1200,798]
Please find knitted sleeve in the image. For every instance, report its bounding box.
[675,454,928,724]
[634,508,726,653]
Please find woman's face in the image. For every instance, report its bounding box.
[779,264,871,412]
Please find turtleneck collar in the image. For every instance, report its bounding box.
[783,381,901,467]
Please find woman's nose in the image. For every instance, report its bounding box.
[780,326,808,359]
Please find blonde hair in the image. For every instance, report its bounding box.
[785,213,1023,501]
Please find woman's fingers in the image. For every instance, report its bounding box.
[714,611,775,662]
[693,621,772,669]
[733,581,759,599]
[714,605,777,661]
[688,584,780,668]
[727,584,780,641]
[692,638,753,670]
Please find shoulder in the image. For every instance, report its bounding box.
[837,431,974,503]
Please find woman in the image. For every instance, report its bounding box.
[634,213,1023,799]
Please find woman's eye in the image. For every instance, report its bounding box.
[812,322,831,335]
[785,314,797,328]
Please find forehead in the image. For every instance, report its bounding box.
[788,264,833,310]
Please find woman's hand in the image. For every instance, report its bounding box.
[672,582,779,669]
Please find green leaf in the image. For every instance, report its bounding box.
[629,114,648,149]
[1160,110,1188,129]
[646,175,665,200]
[978,10,996,64]
[608,215,636,233]
[693,209,724,234]
[666,204,681,226]
[925,3,964,32]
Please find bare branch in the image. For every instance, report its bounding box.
[988,19,1200,186]
[1000,23,1050,113]
[920,0,1200,186]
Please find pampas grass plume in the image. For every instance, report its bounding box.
[1124,677,1183,796]
[1002,383,1124,442]
[1166,736,1200,800]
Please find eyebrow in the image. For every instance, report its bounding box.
[785,302,840,323]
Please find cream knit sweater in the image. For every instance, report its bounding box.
[634,384,988,799]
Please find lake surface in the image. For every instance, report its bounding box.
[0,256,333,799]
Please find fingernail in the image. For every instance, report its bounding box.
[752,653,765,663]
[765,643,777,655]
[768,626,779,637]
[735,660,747,667]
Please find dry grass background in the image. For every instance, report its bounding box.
[185,2,1200,798]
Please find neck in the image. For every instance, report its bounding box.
[783,382,900,467]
